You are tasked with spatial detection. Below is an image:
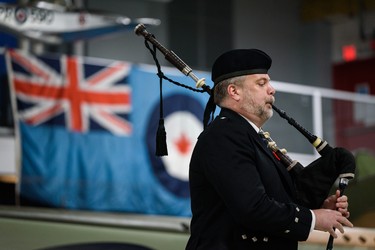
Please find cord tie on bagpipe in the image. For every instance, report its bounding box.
[136,23,210,156]
[143,38,168,156]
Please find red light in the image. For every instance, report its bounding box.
[342,45,357,62]
[371,40,375,51]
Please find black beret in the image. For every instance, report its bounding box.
[211,49,272,84]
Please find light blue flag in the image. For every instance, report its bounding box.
[7,49,211,216]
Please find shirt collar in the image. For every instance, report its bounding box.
[239,114,261,133]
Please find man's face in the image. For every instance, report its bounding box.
[239,74,275,124]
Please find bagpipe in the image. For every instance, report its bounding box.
[134,23,356,250]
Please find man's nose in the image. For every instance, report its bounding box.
[269,83,276,95]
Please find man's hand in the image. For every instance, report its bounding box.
[313,209,353,238]
[314,189,353,238]
[322,190,350,218]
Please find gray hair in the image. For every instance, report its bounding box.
[213,75,246,105]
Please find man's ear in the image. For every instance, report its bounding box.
[227,84,241,101]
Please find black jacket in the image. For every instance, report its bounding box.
[186,108,312,250]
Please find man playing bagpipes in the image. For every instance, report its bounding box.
[185,49,354,250]
[134,25,356,250]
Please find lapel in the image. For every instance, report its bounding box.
[218,108,296,196]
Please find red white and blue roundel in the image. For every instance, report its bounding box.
[146,93,204,198]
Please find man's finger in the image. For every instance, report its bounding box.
[329,228,338,238]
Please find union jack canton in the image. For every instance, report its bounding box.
[6,49,132,136]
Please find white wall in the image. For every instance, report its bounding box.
[86,0,169,64]
[233,0,332,88]
[0,131,15,175]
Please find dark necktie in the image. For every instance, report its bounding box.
[258,129,269,147]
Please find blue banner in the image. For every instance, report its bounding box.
[7,49,211,216]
